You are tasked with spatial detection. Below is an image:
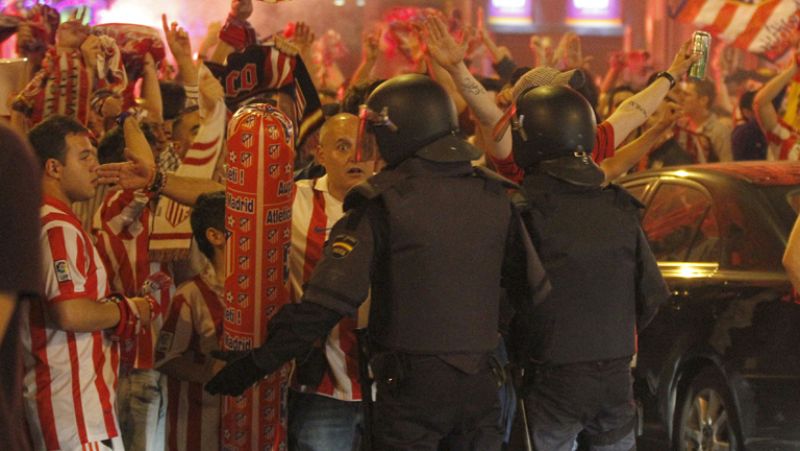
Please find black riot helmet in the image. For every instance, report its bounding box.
[364,74,481,166]
[514,85,596,167]
[513,85,603,186]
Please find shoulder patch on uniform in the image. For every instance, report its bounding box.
[330,234,358,258]
[54,260,71,283]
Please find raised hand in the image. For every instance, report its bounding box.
[231,0,254,21]
[56,17,89,50]
[80,34,101,68]
[97,118,156,192]
[198,21,222,57]
[290,21,316,57]
[69,7,88,24]
[424,15,466,69]
[529,35,553,67]
[361,26,380,63]
[554,32,584,70]
[652,101,682,135]
[667,39,699,80]
[609,51,627,72]
[162,14,193,63]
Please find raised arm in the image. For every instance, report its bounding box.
[140,53,163,121]
[350,27,380,86]
[600,101,681,182]
[754,57,797,136]
[96,145,224,208]
[424,16,510,159]
[162,14,198,88]
[605,39,695,147]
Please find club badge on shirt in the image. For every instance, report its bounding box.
[331,234,358,259]
[156,331,174,354]
[54,260,71,283]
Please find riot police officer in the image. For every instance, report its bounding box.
[510,85,670,451]
[206,74,549,450]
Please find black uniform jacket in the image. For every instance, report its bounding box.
[249,158,550,374]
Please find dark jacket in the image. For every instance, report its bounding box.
[518,170,670,365]
[251,158,549,372]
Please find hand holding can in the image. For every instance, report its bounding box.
[689,31,711,80]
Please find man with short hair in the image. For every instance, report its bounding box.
[677,78,733,162]
[288,113,373,451]
[22,115,151,451]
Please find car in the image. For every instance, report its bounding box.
[617,162,800,451]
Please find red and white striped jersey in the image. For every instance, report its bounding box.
[766,119,800,161]
[675,0,798,60]
[290,176,362,401]
[21,195,121,451]
[155,266,225,451]
[93,189,174,371]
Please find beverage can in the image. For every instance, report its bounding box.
[689,31,711,80]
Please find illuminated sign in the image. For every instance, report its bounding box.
[566,0,622,28]
[488,0,533,29]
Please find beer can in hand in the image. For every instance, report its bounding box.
[689,31,712,80]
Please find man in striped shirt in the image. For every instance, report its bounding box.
[155,192,227,451]
[288,113,374,451]
[22,115,151,451]
[754,48,800,161]
[92,112,224,451]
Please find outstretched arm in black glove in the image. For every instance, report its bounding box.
[205,302,343,396]
[207,205,378,396]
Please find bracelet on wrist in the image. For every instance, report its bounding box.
[100,294,131,340]
[115,111,133,128]
[656,71,676,90]
[146,170,166,195]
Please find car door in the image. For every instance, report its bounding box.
[632,179,724,439]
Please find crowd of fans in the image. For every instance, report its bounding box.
[2,0,800,450]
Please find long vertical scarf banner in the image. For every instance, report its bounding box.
[223,103,294,451]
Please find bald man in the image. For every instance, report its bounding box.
[287,113,374,451]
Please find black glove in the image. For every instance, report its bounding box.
[205,351,265,396]
[210,349,250,362]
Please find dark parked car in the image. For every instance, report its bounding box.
[618,162,800,451]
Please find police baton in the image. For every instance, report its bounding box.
[513,365,534,451]
[518,397,534,451]
[355,328,374,451]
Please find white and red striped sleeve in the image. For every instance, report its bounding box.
[767,120,800,160]
[155,292,194,367]
[42,220,96,303]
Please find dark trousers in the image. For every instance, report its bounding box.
[371,354,504,451]
[523,357,636,451]
[288,390,363,451]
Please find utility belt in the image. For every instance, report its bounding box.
[521,356,633,389]
[369,350,507,389]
